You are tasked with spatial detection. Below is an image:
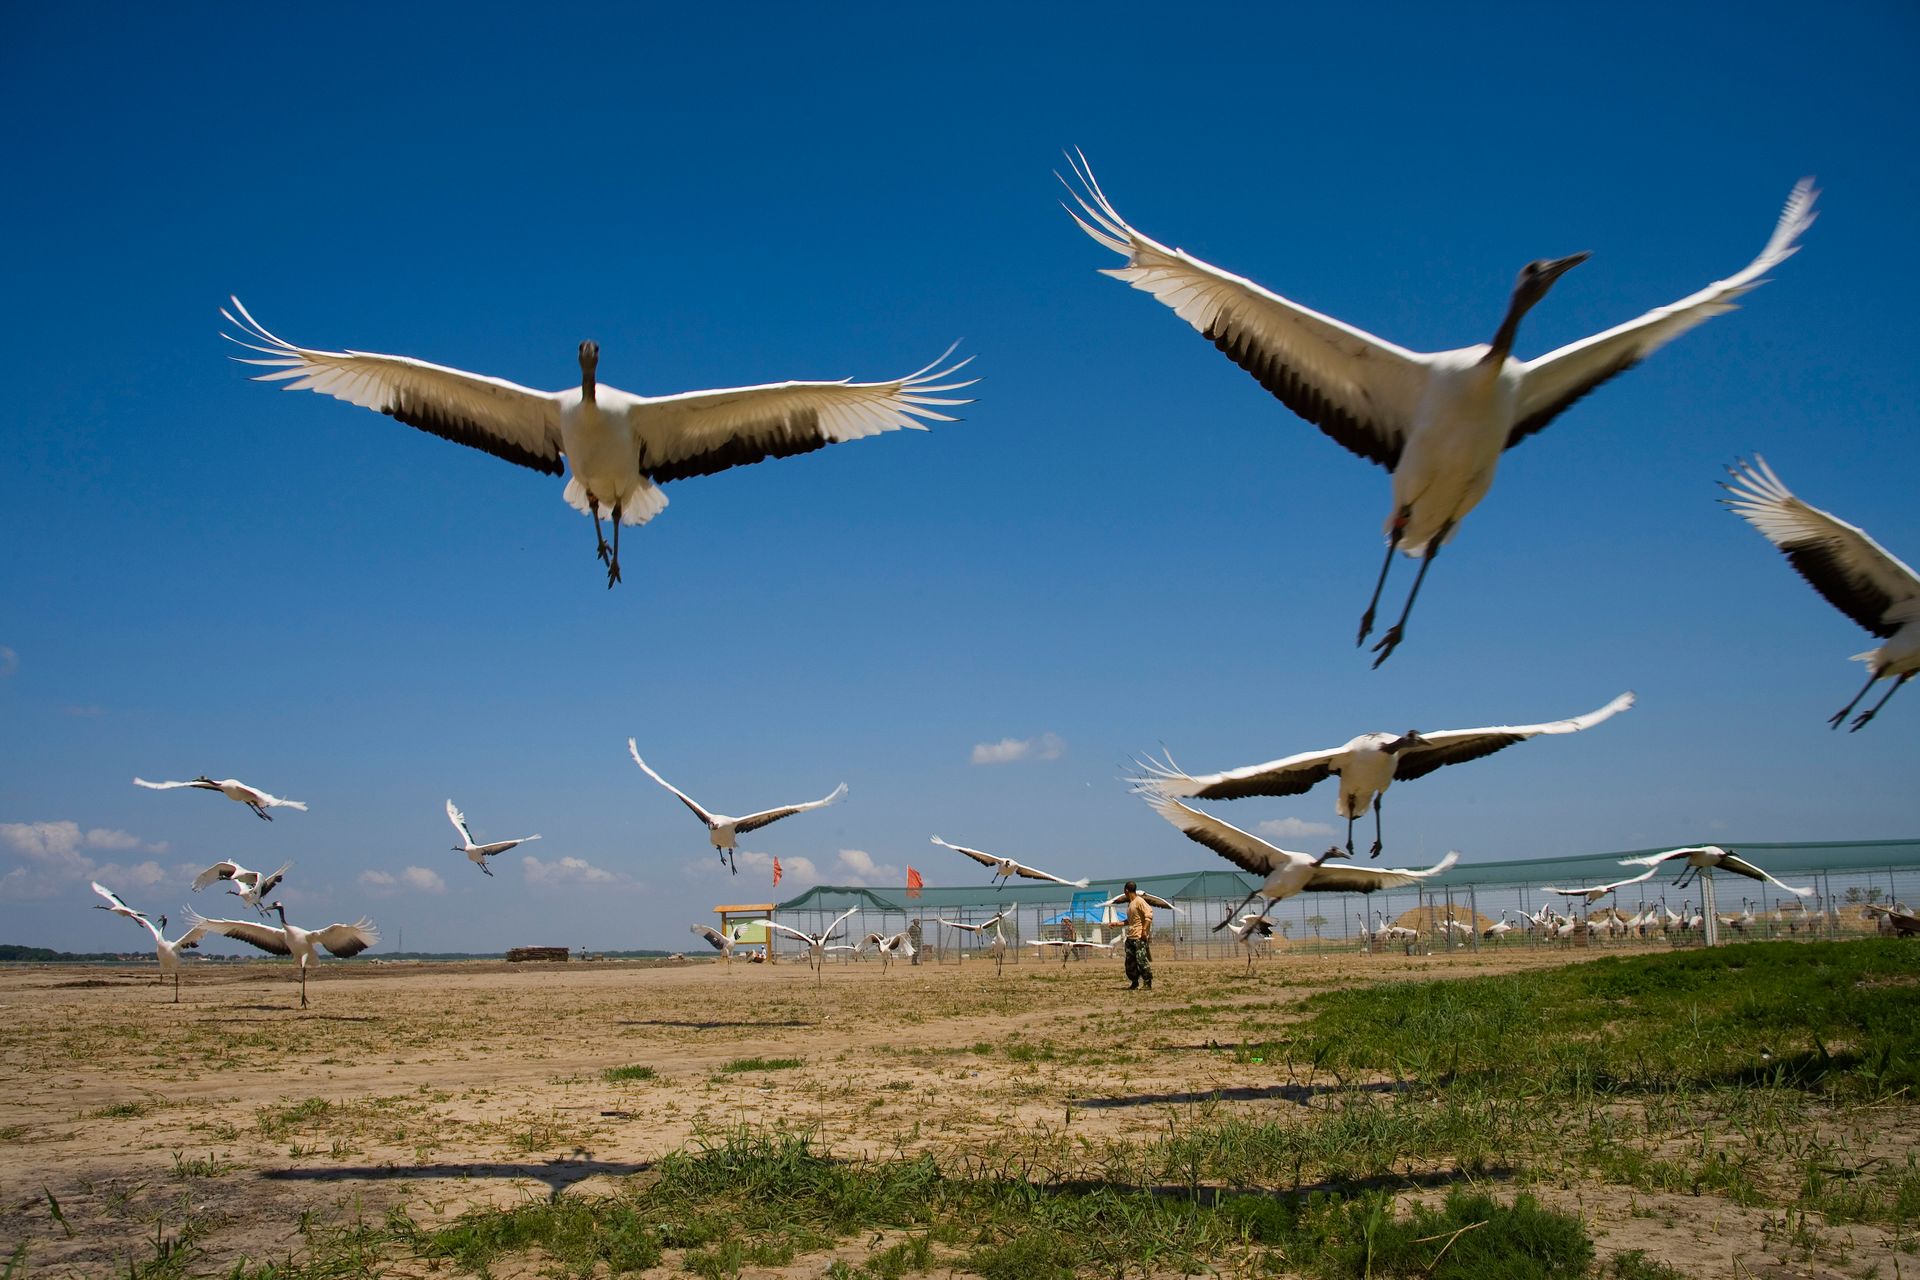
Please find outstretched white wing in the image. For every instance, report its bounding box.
[733,783,848,835]
[184,909,292,956]
[1714,853,1816,898]
[446,800,476,845]
[1063,151,1429,471]
[930,836,1002,871]
[628,742,720,827]
[1142,793,1289,877]
[192,861,245,892]
[1304,851,1460,893]
[311,919,380,957]
[1510,180,1817,447]
[1130,746,1341,802]
[134,777,206,791]
[626,350,973,484]
[1392,692,1636,782]
[1722,456,1920,638]
[222,298,565,475]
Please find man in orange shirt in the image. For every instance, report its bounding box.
[1123,881,1153,990]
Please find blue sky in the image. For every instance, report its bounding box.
[2,1,1916,954]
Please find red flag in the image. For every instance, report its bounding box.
[772,857,783,888]
[906,866,923,899]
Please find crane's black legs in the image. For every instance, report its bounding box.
[1356,507,1409,646]
[251,804,273,821]
[591,501,612,566]
[1844,672,1908,732]
[299,967,309,1010]
[1371,796,1384,859]
[1371,519,1453,668]
[1345,813,1356,857]
[1829,669,1879,729]
[174,973,180,1004]
[606,503,624,589]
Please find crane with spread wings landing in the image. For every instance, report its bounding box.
[764,908,862,975]
[1722,456,1919,730]
[223,300,973,588]
[1065,154,1815,664]
[1133,693,1633,858]
[929,836,1089,889]
[689,921,768,966]
[91,883,211,1002]
[629,741,845,875]
[1141,792,1459,931]
[185,902,378,1009]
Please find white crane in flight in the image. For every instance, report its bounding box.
[445,800,541,876]
[223,299,973,588]
[135,775,307,821]
[91,882,211,1002]
[629,741,845,875]
[1065,154,1815,664]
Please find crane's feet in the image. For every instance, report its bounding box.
[1369,625,1405,668]
[252,806,273,821]
[1369,840,1383,859]
[605,558,623,589]
[595,535,613,565]
[1849,709,1878,732]
[1356,607,1376,646]
[1828,708,1848,730]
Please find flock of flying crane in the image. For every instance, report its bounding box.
[85,155,1919,1002]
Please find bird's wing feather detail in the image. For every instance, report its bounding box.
[222,298,565,476]
[134,778,197,791]
[930,836,1000,869]
[313,920,379,956]
[446,800,475,844]
[1062,152,1428,471]
[1509,180,1817,448]
[185,911,293,956]
[1392,692,1635,782]
[1143,793,1282,876]
[733,783,848,835]
[1010,862,1089,887]
[1715,854,1817,897]
[192,862,242,891]
[1129,747,1338,800]
[1722,456,1919,638]
[627,742,719,826]
[627,351,973,484]
[1306,851,1460,893]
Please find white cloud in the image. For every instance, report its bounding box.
[0,821,170,900]
[834,848,901,886]
[522,854,639,890]
[361,866,451,896]
[96,860,168,889]
[970,732,1065,766]
[1255,817,1337,841]
[0,647,16,678]
[401,866,446,894]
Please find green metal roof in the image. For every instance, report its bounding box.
[775,838,1920,909]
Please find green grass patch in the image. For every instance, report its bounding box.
[1271,939,1920,1098]
[92,1100,150,1119]
[255,1097,332,1138]
[602,1064,657,1082]
[717,1056,803,1074]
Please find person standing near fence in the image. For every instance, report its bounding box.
[1123,882,1153,990]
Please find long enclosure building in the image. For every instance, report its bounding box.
[758,839,1920,966]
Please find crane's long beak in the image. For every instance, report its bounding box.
[1540,251,1591,285]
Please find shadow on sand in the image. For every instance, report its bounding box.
[1069,1079,1412,1109]
[262,1156,655,1201]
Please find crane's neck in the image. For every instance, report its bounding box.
[1485,289,1534,365]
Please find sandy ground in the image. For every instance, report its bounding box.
[0,947,1908,1278]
